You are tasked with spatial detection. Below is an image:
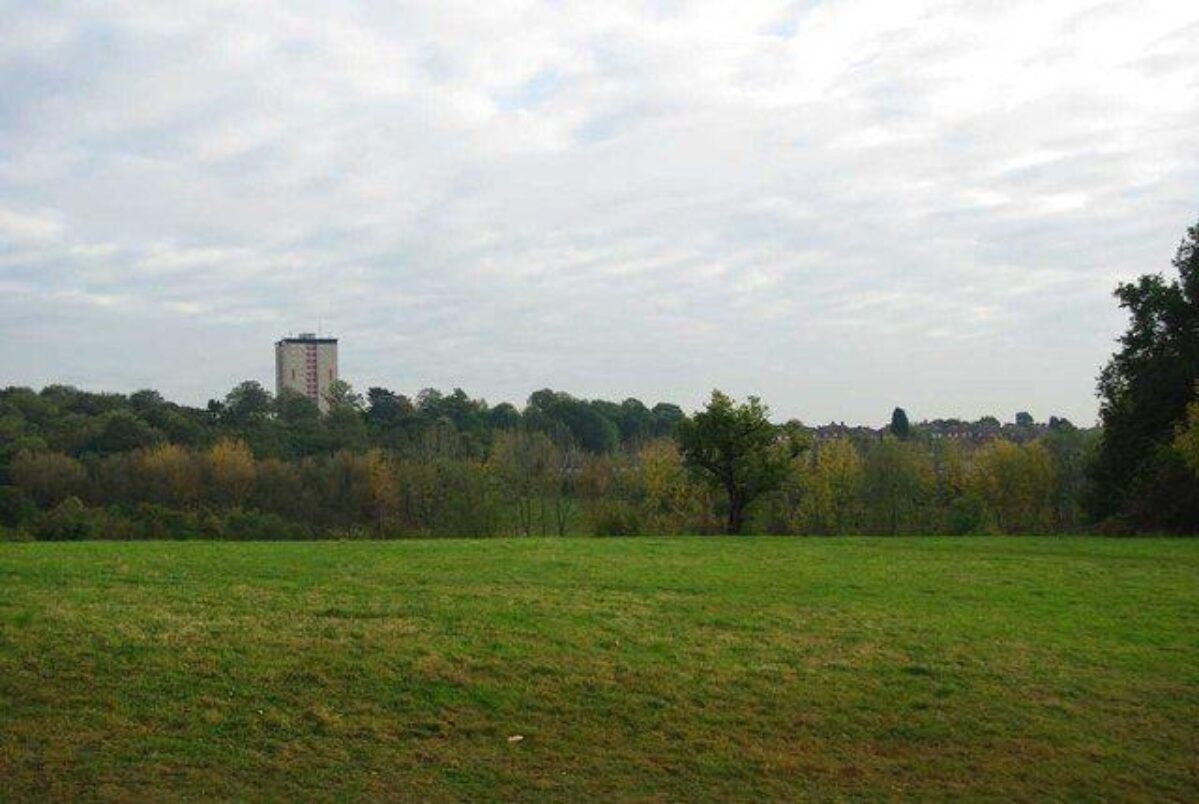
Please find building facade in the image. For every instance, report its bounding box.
[275,333,338,412]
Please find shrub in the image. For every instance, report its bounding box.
[948,494,989,535]
[32,497,98,541]
[591,503,642,537]
[9,451,88,508]
[0,524,33,542]
[222,508,309,541]
[127,503,199,540]
[0,486,37,527]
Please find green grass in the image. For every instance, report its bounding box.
[1,537,1197,801]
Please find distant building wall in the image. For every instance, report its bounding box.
[275,333,338,413]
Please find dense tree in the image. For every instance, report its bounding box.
[861,437,929,535]
[1176,388,1199,476]
[890,407,911,440]
[129,389,165,415]
[10,451,88,508]
[3,387,53,427]
[41,385,125,417]
[82,411,163,456]
[677,391,802,534]
[144,406,206,447]
[0,379,1110,539]
[32,497,96,541]
[525,390,619,453]
[798,438,865,535]
[651,403,685,437]
[969,440,1055,533]
[637,439,710,535]
[323,380,363,412]
[577,450,643,536]
[365,387,410,427]
[1,382,697,469]
[1048,416,1075,432]
[0,414,47,482]
[138,443,203,508]
[277,388,321,425]
[207,439,256,506]
[0,486,37,527]
[618,398,655,443]
[1090,220,1199,530]
[253,458,307,523]
[1041,424,1093,531]
[489,430,557,537]
[487,402,522,431]
[223,381,273,425]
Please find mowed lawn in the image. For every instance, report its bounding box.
[1,538,1196,801]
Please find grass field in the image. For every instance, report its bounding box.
[1,537,1197,801]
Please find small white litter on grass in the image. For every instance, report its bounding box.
[507,735,524,743]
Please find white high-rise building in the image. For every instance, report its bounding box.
[275,333,338,412]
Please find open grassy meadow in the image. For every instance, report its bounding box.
[1,537,1197,801]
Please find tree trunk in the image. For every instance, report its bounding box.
[726,490,744,535]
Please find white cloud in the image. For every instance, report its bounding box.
[0,206,62,245]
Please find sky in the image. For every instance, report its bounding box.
[1,1,1197,426]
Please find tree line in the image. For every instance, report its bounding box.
[0,384,1095,539]
[1,219,1196,539]
[0,381,684,464]
[2,422,1094,540]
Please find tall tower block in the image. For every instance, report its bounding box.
[275,333,338,413]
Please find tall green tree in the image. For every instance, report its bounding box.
[82,411,163,456]
[677,391,801,534]
[651,403,685,437]
[487,402,522,431]
[890,407,911,439]
[365,387,408,427]
[525,390,619,453]
[323,381,368,452]
[323,380,363,412]
[223,381,273,425]
[1089,220,1199,529]
[276,388,320,426]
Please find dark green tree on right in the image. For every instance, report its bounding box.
[1088,219,1199,530]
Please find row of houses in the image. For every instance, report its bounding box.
[807,417,1076,444]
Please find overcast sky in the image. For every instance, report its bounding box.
[2,1,1197,425]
